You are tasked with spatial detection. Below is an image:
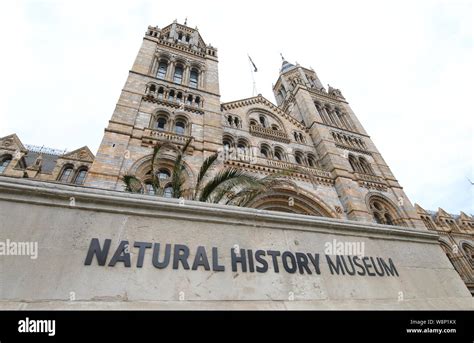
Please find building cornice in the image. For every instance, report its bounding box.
[0,176,440,244]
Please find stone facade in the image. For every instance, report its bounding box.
[0,134,94,185]
[415,204,474,295]
[0,178,472,310]
[0,20,472,303]
[84,21,425,228]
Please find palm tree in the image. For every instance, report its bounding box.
[122,138,191,197]
[122,139,297,207]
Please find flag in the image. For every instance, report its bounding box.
[248,55,258,72]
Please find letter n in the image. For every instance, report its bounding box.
[84,238,111,266]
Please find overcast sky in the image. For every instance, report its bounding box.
[0,0,472,214]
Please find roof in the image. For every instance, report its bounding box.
[281,59,295,73]
[23,151,59,174]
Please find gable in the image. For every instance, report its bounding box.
[436,207,452,219]
[414,203,428,215]
[0,133,27,153]
[221,95,306,131]
[60,146,95,163]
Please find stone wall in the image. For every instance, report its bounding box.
[0,177,472,310]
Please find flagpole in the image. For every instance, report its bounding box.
[248,54,258,97]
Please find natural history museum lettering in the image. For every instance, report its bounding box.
[84,238,399,277]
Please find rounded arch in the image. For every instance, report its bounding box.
[248,186,338,218]
[247,108,287,133]
[173,113,190,135]
[150,109,172,131]
[156,52,172,61]
[359,156,374,175]
[222,134,235,149]
[439,239,465,274]
[366,193,406,226]
[145,82,158,94]
[127,147,196,187]
[152,108,173,118]
[57,163,75,182]
[273,145,287,161]
[73,166,89,185]
[259,142,272,158]
[348,153,359,172]
[307,153,318,168]
[236,136,250,147]
[174,58,187,67]
[459,240,474,266]
[0,154,13,174]
[294,150,306,165]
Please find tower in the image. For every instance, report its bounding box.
[272,56,424,228]
[86,20,424,230]
[86,20,221,190]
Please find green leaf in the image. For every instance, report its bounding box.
[122,175,143,193]
[194,153,219,200]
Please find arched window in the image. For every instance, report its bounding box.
[164,184,173,198]
[249,119,258,126]
[259,115,267,128]
[299,133,305,143]
[294,132,299,142]
[223,136,234,150]
[227,116,233,126]
[176,92,183,104]
[174,64,184,84]
[0,155,12,174]
[189,69,199,88]
[237,140,247,154]
[421,215,435,230]
[178,32,183,41]
[157,61,168,79]
[155,117,167,131]
[148,84,156,93]
[274,147,285,161]
[157,87,164,99]
[260,145,270,158]
[73,168,88,185]
[359,157,374,175]
[234,117,240,128]
[348,154,360,172]
[369,197,403,226]
[307,154,317,168]
[295,152,305,165]
[186,95,193,106]
[461,243,474,267]
[168,90,175,102]
[326,107,337,126]
[175,120,186,135]
[195,97,200,107]
[158,169,171,180]
[144,183,155,195]
[59,166,73,182]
